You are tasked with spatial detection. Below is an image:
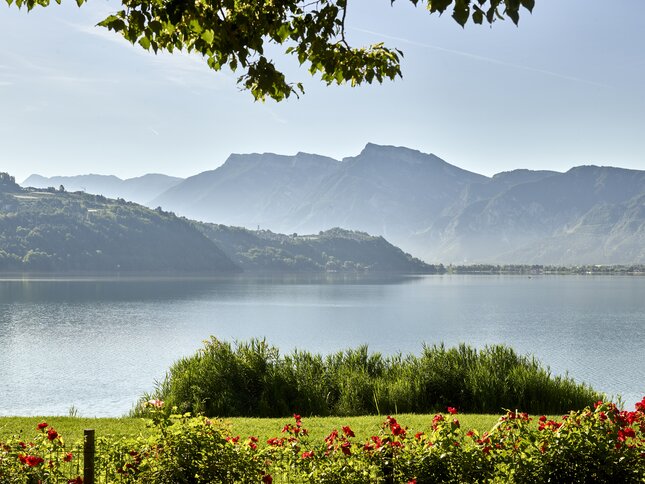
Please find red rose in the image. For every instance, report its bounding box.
[47,428,59,441]
[37,422,48,431]
[371,435,383,449]
[342,426,355,438]
[324,429,339,444]
[341,441,351,455]
[635,397,645,412]
[447,407,458,415]
[261,474,272,484]
[25,455,44,467]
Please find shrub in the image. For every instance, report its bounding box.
[265,398,645,483]
[139,337,601,418]
[98,400,269,483]
[0,421,82,483]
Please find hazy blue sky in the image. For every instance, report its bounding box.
[1,0,644,181]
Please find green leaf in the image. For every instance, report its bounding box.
[201,29,214,44]
[276,24,291,42]
[427,0,453,15]
[130,10,146,32]
[148,20,163,35]
[138,36,151,50]
[507,8,520,25]
[486,6,496,23]
[189,19,202,34]
[97,16,127,33]
[452,3,470,27]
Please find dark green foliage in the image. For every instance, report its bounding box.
[141,338,601,418]
[0,186,238,273]
[198,224,441,273]
[0,173,20,193]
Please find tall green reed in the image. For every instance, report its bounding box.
[134,337,601,418]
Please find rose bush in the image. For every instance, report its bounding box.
[1,397,644,483]
[0,421,82,483]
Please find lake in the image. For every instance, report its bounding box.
[0,274,643,416]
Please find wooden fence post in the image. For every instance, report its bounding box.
[383,445,394,484]
[83,429,95,484]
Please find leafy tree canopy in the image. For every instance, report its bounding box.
[6,0,534,100]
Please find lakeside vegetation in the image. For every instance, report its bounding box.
[1,400,644,483]
[136,338,601,419]
[445,264,645,275]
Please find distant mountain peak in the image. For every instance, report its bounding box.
[353,142,425,158]
[223,151,337,167]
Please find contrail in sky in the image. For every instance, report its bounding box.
[352,27,607,88]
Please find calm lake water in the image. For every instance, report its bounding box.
[0,274,643,416]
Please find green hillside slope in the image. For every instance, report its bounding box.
[0,178,238,273]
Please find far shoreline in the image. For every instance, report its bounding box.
[0,264,643,281]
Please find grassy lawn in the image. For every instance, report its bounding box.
[0,413,503,445]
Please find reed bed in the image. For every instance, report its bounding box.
[137,338,601,418]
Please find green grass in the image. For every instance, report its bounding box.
[0,413,504,446]
[0,417,151,444]
[222,413,502,443]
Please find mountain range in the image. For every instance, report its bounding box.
[23,144,645,264]
[22,173,183,206]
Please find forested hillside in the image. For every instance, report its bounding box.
[0,176,237,273]
[197,224,439,273]
[1,173,433,274]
